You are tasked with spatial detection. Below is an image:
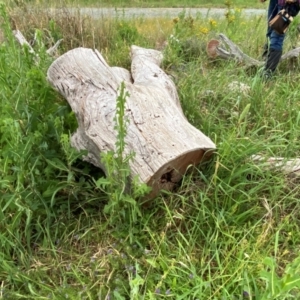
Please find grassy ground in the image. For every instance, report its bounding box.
[9,0,266,8]
[2,1,300,300]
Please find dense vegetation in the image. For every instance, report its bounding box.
[7,0,267,9]
[2,1,300,299]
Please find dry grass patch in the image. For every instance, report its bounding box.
[8,6,117,52]
[134,18,173,49]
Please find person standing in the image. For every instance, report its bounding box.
[260,0,300,79]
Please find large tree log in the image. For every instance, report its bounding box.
[47,46,216,198]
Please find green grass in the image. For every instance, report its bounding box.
[2,1,300,300]
[9,0,267,9]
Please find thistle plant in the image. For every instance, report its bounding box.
[95,82,150,238]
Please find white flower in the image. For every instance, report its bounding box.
[228,81,250,95]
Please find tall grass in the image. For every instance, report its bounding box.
[7,0,267,9]
[2,1,300,300]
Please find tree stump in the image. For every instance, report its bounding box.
[47,46,216,198]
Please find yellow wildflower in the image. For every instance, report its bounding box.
[228,15,235,23]
[199,26,209,35]
[209,19,217,27]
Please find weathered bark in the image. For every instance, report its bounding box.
[47,46,216,198]
[207,33,300,67]
[216,34,262,67]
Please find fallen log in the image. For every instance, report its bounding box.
[47,46,216,198]
[207,33,300,67]
[207,34,262,67]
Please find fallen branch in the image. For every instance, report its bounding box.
[251,155,300,176]
[46,39,63,56]
[13,29,63,57]
[13,30,35,54]
[281,47,300,61]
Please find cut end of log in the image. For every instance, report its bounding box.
[206,39,220,58]
[146,148,214,198]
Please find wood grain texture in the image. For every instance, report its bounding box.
[47,46,216,197]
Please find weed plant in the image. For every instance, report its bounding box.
[1,1,300,300]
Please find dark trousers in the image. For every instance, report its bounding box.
[266,0,285,50]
